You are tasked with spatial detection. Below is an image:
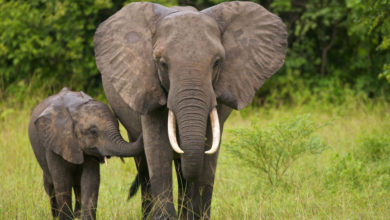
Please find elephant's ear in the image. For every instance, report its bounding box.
[202,2,287,110]
[94,2,176,114]
[34,104,84,164]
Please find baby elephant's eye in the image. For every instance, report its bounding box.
[89,125,98,137]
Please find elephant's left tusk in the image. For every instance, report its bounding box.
[104,156,108,166]
[168,110,184,154]
[205,108,220,154]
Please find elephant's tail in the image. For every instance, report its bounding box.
[128,173,140,200]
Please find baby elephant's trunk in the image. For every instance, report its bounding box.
[103,122,143,157]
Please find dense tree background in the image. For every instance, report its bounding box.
[0,0,389,104]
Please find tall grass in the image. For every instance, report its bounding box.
[0,90,389,219]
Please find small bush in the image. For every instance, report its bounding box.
[325,153,368,190]
[355,130,390,162]
[325,128,390,191]
[227,114,327,185]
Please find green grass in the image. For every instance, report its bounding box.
[1,96,389,219]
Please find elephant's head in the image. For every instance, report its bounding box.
[34,88,143,164]
[94,2,287,179]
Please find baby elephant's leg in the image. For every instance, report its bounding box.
[47,151,74,220]
[73,184,81,218]
[43,174,58,217]
[80,156,100,220]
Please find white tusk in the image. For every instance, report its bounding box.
[104,156,108,166]
[168,110,184,154]
[205,108,220,154]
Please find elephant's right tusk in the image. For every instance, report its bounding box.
[104,156,108,166]
[168,110,184,154]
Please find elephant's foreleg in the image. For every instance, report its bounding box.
[186,105,228,220]
[187,152,219,220]
[43,174,58,218]
[73,175,81,218]
[142,109,176,219]
[80,156,100,220]
[47,151,74,220]
[55,189,73,220]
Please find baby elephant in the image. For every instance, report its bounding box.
[28,88,143,220]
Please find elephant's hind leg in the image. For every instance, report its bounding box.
[142,111,176,219]
[43,174,58,218]
[134,154,153,219]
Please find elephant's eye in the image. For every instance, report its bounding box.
[212,58,221,85]
[159,59,168,72]
[213,58,221,72]
[89,125,98,137]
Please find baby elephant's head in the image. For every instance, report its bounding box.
[34,89,142,164]
[73,101,132,160]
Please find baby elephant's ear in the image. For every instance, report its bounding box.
[34,105,84,164]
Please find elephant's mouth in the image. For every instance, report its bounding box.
[98,155,110,165]
[84,146,111,163]
[167,107,220,154]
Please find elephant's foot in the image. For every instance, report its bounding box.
[150,198,177,220]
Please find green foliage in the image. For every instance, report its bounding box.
[256,0,390,105]
[347,0,390,83]
[227,114,327,185]
[0,0,113,97]
[0,0,177,100]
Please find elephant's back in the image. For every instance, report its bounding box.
[102,75,142,141]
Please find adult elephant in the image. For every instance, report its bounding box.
[94,1,287,219]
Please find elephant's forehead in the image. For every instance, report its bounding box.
[80,104,114,126]
[158,12,219,36]
[77,112,112,133]
[156,12,222,59]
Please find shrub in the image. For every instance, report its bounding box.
[355,130,390,162]
[227,114,327,185]
[325,153,368,190]
[325,128,390,191]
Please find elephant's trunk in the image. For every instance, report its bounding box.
[169,84,212,181]
[103,122,143,157]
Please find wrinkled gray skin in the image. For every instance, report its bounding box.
[28,88,143,220]
[94,1,287,219]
